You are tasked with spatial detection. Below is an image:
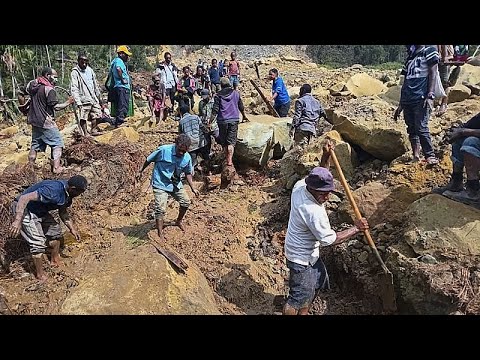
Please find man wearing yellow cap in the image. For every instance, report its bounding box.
[108,45,132,127]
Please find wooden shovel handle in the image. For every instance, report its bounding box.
[329,148,390,274]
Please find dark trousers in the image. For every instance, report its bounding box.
[166,88,176,112]
[402,101,435,158]
[114,87,130,125]
[190,145,210,167]
[274,101,291,117]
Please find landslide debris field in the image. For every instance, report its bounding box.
[1,46,480,315]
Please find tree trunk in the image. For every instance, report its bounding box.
[45,45,51,68]
[0,70,4,97]
[61,45,64,84]
[11,75,15,97]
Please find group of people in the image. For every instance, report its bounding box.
[7,44,479,317]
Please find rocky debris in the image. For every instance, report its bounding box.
[336,181,420,227]
[280,130,357,189]
[379,85,401,106]
[95,127,140,145]
[235,115,293,167]
[0,125,19,137]
[402,194,480,259]
[344,73,388,98]
[328,96,409,161]
[60,245,219,315]
[457,64,480,85]
[462,81,480,96]
[448,84,472,103]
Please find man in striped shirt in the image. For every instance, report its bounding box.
[395,45,440,165]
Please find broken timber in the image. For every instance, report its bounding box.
[249,79,279,117]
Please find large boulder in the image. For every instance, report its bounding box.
[328,97,409,161]
[60,245,220,315]
[402,194,480,258]
[379,85,401,106]
[344,73,388,98]
[280,130,357,188]
[337,181,420,226]
[95,127,140,145]
[235,115,293,167]
[447,84,471,103]
[457,64,480,85]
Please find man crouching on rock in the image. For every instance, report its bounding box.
[9,175,87,281]
[136,134,199,242]
[283,141,369,315]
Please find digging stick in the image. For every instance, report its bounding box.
[329,148,397,312]
[250,79,279,117]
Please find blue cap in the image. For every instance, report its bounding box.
[305,167,335,192]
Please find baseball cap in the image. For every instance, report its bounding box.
[305,167,335,192]
[200,89,210,99]
[117,45,132,56]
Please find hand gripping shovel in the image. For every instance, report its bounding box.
[329,148,397,313]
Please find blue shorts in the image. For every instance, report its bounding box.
[229,75,239,87]
[286,258,330,310]
[31,126,64,152]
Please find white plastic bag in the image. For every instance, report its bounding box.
[434,69,446,99]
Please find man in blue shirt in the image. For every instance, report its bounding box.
[136,134,200,242]
[269,68,291,117]
[9,175,88,281]
[109,45,132,127]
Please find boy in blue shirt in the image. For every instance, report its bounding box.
[136,134,199,242]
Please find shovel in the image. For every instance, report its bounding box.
[329,148,397,313]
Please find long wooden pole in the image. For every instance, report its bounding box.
[250,79,279,117]
[329,149,390,274]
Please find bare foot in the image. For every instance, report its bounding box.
[36,273,48,282]
[175,221,185,231]
[53,166,66,174]
[50,258,62,268]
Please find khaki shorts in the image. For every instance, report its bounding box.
[21,211,63,255]
[153,187,191,219]
[79,103,102,121]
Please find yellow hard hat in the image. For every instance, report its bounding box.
[116,45,132,56]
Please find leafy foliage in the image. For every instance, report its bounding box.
[306,45,407,67]
[0,45,154,98]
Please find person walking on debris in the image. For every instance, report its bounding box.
[289,84,329,146]
[208,59,221,94]
[136,134,199,242]
[210,77,249,168]
[435,112,480,204]
[228,51,240,90]
[268,68,291,117]
[394,45,440,165]
[109,45,132,127]
[70,52,104,136]
[176,66,196,112]
[147,74,167,126]
[178,104,210,173]
[156,52,179,116]
[198,88,217,158]
[283,141,369,315]
[26,67,74,174]
[9,175,88,281]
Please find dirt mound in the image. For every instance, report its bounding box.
[0,137,146,263]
